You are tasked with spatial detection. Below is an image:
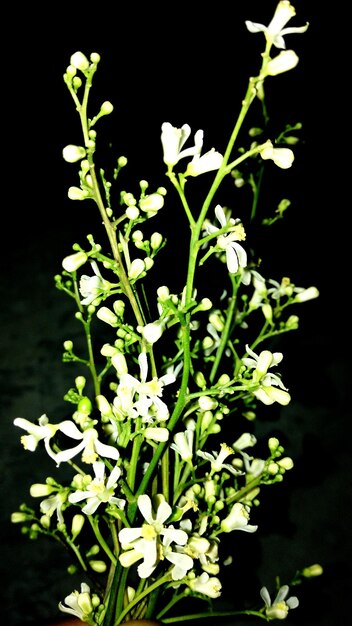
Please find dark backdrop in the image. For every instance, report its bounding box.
[1,2,349,625]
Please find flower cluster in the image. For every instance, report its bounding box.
[12,3,322,626]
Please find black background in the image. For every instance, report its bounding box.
[1,2,349,625]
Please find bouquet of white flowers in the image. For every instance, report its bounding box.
[11,3,322,625]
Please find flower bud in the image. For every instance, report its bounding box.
[70,51,90,71]
[128,258,145,279]
[71,514,85,539]
[62,251,88,272]
[302,563,323,578]
[198,396,218,411]
[30,483,56,497]
[294,286,319,302]
[62,144,87,163]
[97,306,118,327]
[266,49,299,76]
[89,560,107,573]
[68,186,89,200]
[100,101,114,115]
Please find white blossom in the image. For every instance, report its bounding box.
[260,585,299,620]
[185,148,223,177]
[188,572,222,598]
[205,205,247,273]
[119,494,191,579]
[245,1,309,49]
[220,502,258,533]
[68,461,125,514]
[58,582,94,621]
[161,122,203,167]
[79,261,113,305]
[259,140,294,169]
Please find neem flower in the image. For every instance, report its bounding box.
[260,585,299,620]
[68,461,125,514]
[245,1,309,49]
[119,494,191,579]
[205,205,247,274]
[161,122,203,167]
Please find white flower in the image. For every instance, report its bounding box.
[115,352,175,423]
[260,585,299,620]
[205,205,247,273]
[14,414,59,453]
[79,261,113,305]
[50,422,120,466]
[259,140,294,169]
[220,502,258,533]
[188,572,222,598]
[171,422,195,463]
[119,494,189,578]
[242,344,291,406]
[185,148,223,177]
[58,582,94,621]
[245,1,309,49]
[68,461,125,515]
[197,443,242,476]
[38,490,69,524]
[161,122,203,167]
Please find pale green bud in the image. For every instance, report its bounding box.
[40,515,51,529]
[11,512,31,523]
[267,461,279,475]
[151,232,163,250]
[262,303,273,321]
[144,257,154,270]
[96,306,118,327]
[30,483,56,497]
[100,101,114,115]
[89,560,107,573]
[139,321,164,344]
[199,298,212,311]
[75,376,86,392]
[286,314,299,329]
[209,311,224,331]
[113,300,125,317]
[111,352,128,376]
[62,144,87,163]
[132,230,143,242]
[217,374,230,386]
[266,50,299,76]
[268,437,280,453]
[90,52,100,64]
[118,156,128,167]
[62,251,88,272]
[68,186,89,200]
[128,258,145,279]
[195,371,207,389]
[70,51,89,71]
[302,563,323,578]
[71,514,85,539]
[144,427,169,442]
[139,192,164,213]
[198,396,218,411]
[157,286,170,301]
[63,340,73,351]
[277,456,294,471]
[294,286,319,303]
